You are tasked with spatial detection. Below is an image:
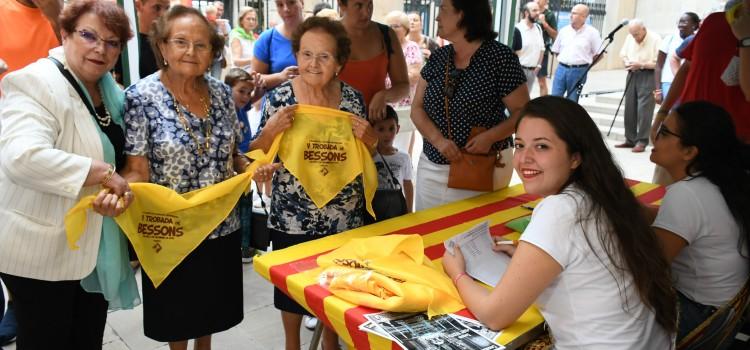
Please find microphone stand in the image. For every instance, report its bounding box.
[607,71,632,136]
[571,30,618,102]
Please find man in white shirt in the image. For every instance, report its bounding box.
[617,19,661,153]
[515,2,545,91]
[550,4,602,102]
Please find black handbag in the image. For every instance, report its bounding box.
[365,153,408,224]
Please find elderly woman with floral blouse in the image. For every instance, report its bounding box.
[122,6,248,350]
[250,16,377,350]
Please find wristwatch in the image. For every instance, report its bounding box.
[739,37,750,48]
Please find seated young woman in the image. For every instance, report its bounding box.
[442,96,676,349]
[648,101,750,342]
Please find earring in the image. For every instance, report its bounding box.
[163,59,168,66]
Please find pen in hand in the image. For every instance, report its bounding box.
[494,239,519,247]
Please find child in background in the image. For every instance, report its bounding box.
[225,68,263,152]
[225,68,264,263]
[373,106,414,212]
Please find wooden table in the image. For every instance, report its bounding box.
[254,180,664,349]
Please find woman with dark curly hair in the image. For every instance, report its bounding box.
[0,0,135,348]
[649,101,750,344]
[444,96,676,349]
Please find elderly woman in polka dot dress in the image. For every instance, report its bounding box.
[411,0,530,210]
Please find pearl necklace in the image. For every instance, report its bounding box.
[94,87,111,127]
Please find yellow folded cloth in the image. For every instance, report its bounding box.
[65,136,281,287]
[279,105,376,217]
[65,104,377,288]
[317,234,465,317]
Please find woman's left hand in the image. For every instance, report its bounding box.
[464,130,496,154]
[442,244,467,282]
[350,116,378,147]
[368,91,387,122]
[92,188,132,217]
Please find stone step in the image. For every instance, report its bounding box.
[587,109,626,142]
[578,99,622,116]
[595,92,626,105]
[588,111,625,129]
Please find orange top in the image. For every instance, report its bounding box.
[338,51,388,108]
[0,0,59,81]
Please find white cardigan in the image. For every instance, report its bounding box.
[0,47,106,281]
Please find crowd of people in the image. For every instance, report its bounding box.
[0,0,748,349]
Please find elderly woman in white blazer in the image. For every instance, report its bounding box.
[0,1,137,349]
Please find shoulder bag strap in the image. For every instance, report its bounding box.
[378,153,402,190]
[443,59,453,141]
[377,23,394,57]
[48,57,97,119]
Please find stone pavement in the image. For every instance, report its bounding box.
[2,69,666,350]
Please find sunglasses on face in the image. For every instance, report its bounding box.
[76,29,121,51]
[444,69,463,99]
[656,124,682,139]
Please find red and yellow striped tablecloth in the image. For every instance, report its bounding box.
[253,180,664,349]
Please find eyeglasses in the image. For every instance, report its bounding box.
[656,124,681,139]
[444,68,463,99]
[166,38,212,53]
[389,24,402,29]
[76,29,121,51]
[298,50,333,64]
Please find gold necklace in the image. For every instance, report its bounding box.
[171,92,212,155]
[95,87,112,127]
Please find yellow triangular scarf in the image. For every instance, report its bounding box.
[65,135,281,288]
[279,105,376,217]
[317,234,465,317]
[65,105,376,288]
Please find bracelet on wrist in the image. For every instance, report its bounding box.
[101,163,116,185]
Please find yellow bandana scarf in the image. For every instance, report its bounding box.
[65,105,376,288]
[279,105,376,216]
[65,135,280,287]
[317,234,465,318]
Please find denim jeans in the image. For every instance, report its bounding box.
[551,64,588,102]
[674,289,748,350]
[678,290,745,349]
[0,279,4,320]
[678,291,718,341]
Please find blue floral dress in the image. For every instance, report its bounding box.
[124,73,242,239]
[256,80,366,235]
